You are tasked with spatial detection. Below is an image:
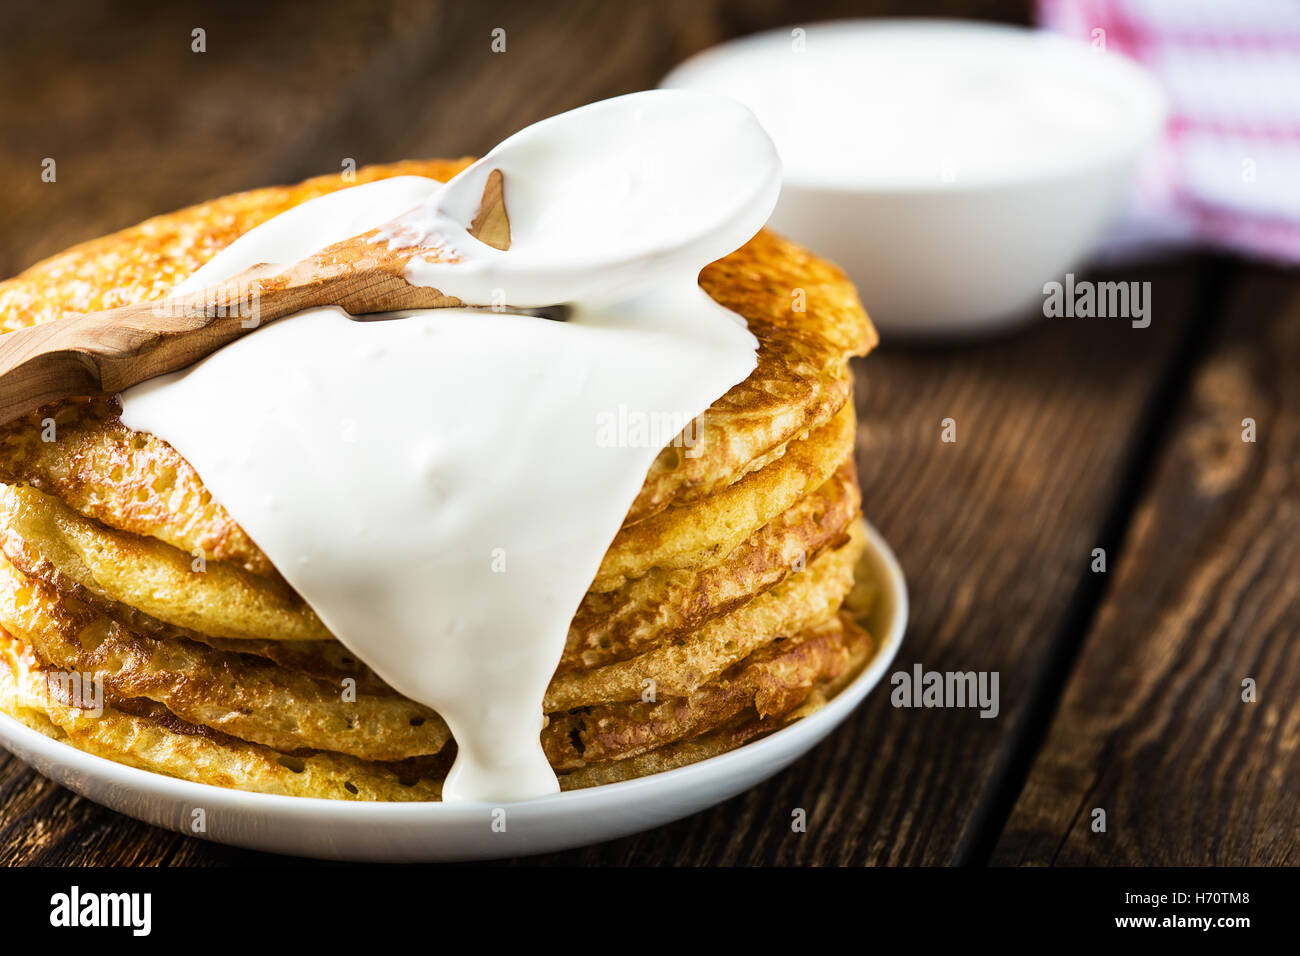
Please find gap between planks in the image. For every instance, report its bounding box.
[953,255,1240,866]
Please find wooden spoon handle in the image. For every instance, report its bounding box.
[0,167,509,428]
[0,262,457,426]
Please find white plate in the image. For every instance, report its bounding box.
[0,522,907,862]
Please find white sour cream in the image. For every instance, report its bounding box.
[663,20,1155,189]
[119,91,781,803]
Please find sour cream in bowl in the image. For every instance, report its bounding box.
[663,19,1167,338]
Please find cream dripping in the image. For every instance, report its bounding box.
[118,91,781,803]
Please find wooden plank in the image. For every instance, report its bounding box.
[0,0,446,276]
[275,0,1030,179]
[258,0,725,179]
[0,758,184,865]
[992,266,1300,866]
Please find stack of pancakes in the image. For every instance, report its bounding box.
[0,160,878,800]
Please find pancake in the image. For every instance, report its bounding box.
[593,400,855,590]
[563,458,859,671]
[0,412,857,648]
[559,615,874,789]
[0,461,863,725]
[0,548,448,761]
[0,480,330,644]
[0,159,880,798]
[0,626,448,801]
[0,160,476,336]
[0,511,864,756]
[544,521,864,711]
[545,614,866,771]
[0,275,861,580]
[0,166,872,576]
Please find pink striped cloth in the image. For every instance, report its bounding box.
[1039,0,1300,262]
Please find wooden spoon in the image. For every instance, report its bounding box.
[0,169,511,427]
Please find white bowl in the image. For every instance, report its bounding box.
[0,522,907,862]
[663,20,1167,338]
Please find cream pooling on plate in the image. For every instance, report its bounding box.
[119,91,781,803]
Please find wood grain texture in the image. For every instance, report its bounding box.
[5,0,1287,868]
[991,268,1300,866]
[0,0,448,277]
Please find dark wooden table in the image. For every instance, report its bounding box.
[1,0,1296,867]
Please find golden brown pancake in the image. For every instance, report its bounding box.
[0,610,870,799]
[0,521,864,762]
